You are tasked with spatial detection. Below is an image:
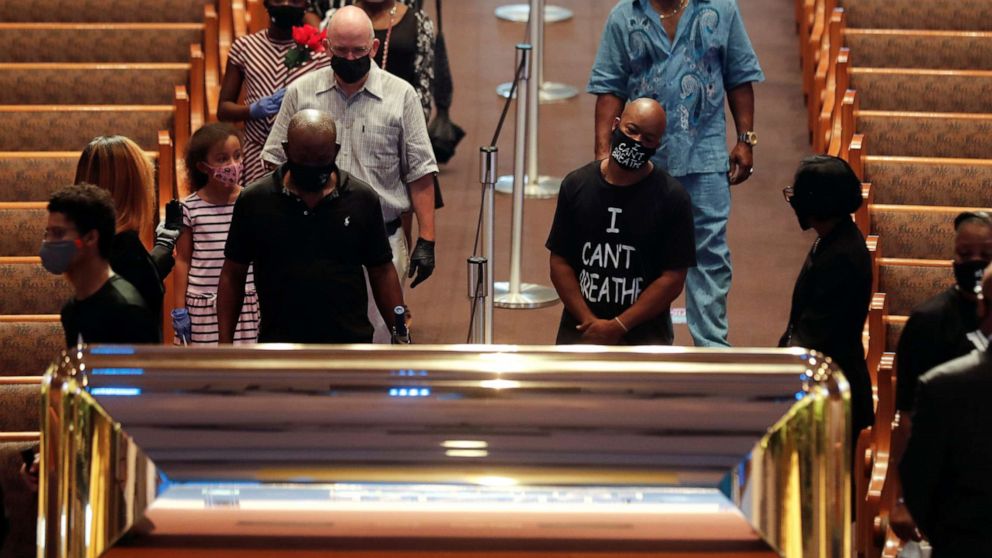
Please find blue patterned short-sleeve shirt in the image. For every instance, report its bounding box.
[587,0,764,177]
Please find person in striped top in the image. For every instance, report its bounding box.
[218,0,331,184]
[172,124,260,345]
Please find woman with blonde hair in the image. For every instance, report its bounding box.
[75,135,180,340]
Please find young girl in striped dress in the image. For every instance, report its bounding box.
[172,124,259,345]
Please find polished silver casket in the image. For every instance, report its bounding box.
[39,344,850,557]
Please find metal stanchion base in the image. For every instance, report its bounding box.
[494,4,573,22]
[493,281,560,309]
[496,81,579,103]
[495,174,560,198]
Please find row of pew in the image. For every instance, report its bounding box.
[797,0,992,556]
[0,2,273,556]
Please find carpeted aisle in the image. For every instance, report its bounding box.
[405,0,814,347]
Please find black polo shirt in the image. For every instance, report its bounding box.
[225,166,393,343]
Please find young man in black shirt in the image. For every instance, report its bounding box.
[546,98,696,345]
[217,109,405,343]
[43,184,159,347]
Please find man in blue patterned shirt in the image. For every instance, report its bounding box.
[588,0,764,347]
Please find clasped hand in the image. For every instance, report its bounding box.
[576,318,625,345]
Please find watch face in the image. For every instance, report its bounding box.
[742,132,757,146]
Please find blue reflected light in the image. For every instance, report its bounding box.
[89,387,142,397]
[391,369,429,377]
[90,368,144,376]
[388,387,431,397]
[794,391,805,401]
[90,346,136,355]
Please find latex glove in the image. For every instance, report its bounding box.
[407,238,435,288]
[172,308,192,345]
[154,222,180,251]
[155,199,183,250]
[249,88,286,120]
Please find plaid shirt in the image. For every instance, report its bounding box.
[262,63,438,222]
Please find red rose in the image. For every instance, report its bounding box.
[309,28,327,52]
[291,25,312,45]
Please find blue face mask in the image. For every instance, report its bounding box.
[40,240,79,275]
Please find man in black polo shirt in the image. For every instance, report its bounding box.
[217,109,405,343]
[546,98,696,345]
[43,184,159,346]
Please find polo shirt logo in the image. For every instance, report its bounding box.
[344,216,351,227]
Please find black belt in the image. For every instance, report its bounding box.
[385,217,402,236]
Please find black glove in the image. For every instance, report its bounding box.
[164,199,183,230]
[407,238,435,288]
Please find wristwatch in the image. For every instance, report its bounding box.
[738,131,758,147]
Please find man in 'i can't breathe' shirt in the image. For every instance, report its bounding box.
[546,98,696,345]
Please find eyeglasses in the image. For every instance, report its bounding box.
[782,186,795,203]
[329,45,371,58]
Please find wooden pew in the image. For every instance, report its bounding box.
[857,111,992,159]
[0,63,190,105]
[844,29,992,70]
[0,204,46,257]
[0,23,204,63]
[842,0,992,32]
[870,204,992,260]
[0,377,42,432]
[876,258,954,317]
[0,152,81,201]
[0,0,211,23]
[0,105,174,151]
[0,315,63,376]
[863,156,992,207]
[0,257,72,314]
[851,68,992,113]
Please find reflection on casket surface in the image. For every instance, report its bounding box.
[40,345,848,557]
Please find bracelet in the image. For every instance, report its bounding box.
[613,316,629,333]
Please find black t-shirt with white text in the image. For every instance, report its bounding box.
[546,161,696,344]
[61,274,159,347]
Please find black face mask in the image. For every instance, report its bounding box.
[789,197,813,231]
[609,127,657,171]
[954,259,989,295]
[287,161,336,192]
[331,55,372,84]
[268,5,305,29]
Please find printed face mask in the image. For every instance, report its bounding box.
[40,239,79,275]
[287,161,336,192]
[331,55,372,84]
[205,161,243,186]
[610,127,657,171]
[267,5,305,28]
[954,259,990,295]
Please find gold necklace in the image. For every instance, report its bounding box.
[658,0,688,20]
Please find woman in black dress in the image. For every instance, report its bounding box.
[779,155,874,439]
[75,135,177,340]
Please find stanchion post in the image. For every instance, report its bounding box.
[495,0,578,103]
[468,146,498,344]
[493,44,560,310]
[494,1,573,23]
[467,256,488,344]
[496,4,563,200]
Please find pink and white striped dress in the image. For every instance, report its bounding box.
[228,29,330,184]
[179,192,259,345]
